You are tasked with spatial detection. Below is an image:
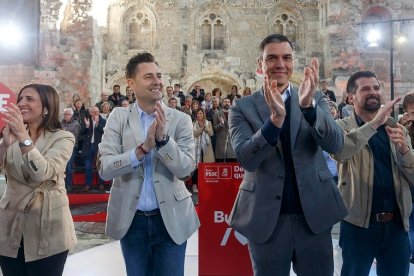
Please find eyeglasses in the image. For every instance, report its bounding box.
[64,113,72,115]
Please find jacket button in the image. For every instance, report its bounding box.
[279,174,284,179]
[276,196,282,200]
[342,182,346,185]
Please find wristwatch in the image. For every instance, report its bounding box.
[155,135,170,149]
[19,139,33,147]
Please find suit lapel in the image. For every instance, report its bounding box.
[127,104,145,146]
[255,88,271,123]
[253,88,283,156]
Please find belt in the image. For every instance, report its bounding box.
[135,209,160,216]
[371,212,395,223]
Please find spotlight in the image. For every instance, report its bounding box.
[367,29,381,47]
[0,21,23,48]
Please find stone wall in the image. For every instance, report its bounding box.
[0,0,413,107]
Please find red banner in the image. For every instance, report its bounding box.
[0,83,17,132]
[198,162,253,276]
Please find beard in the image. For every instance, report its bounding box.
[223,104,230,110]
[363,95,381,112]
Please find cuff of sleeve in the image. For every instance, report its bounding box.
[129,149,141,169]
[301,107,316,126]
[261,119,281,147]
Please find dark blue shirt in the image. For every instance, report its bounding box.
[261,91,317,214]
[355,115,398,214]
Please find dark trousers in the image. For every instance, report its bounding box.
[0,244,68,276]
[65,153,74,190]
[248,214,333,276]
[340,219,410,276]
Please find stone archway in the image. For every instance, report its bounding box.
[184,69,244,96]
[105,71,128,95]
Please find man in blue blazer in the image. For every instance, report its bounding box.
[227,34,347,275]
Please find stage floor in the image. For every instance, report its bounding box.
[61,231,414,276]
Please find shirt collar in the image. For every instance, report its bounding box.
[135,101,156,119]
[281,83,291,102]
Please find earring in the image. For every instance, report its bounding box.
[43,110,48,117]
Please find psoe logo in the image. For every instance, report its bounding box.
[205,166,219,179]
[214,210,248,246]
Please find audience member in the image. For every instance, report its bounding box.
[100,101,112,119]
[192,108,215,193]
[213,97,236,162]
[191,100,200,122]
[121,98,130,108]
[181,95,193,117]
[242,87,252,96]
[173,83,186,106]
[168,97,180,110]
[201,92,213,112]
[61,107,80,192]
[125,86,136,104]
[108,84,126,107]
[190,83,205,103]
[95,90,114,112]
[81,106,106,192]
[162,86,181,107]
[320,80,337,102]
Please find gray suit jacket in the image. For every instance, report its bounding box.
[227,87,347,243]
[98,104,200,244]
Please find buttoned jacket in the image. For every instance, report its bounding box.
[98,104,200,244]
[0,130,76,261]
[227,87,347,243]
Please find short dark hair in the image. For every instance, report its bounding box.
[403,92,414,111]
[126,52,158,79]
[18,83,62,133]
[113,84,120,89]
[259,34,293,58]
[174,83,181,88]
[346,71,380,94]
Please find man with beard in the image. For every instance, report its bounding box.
[108,84,127,107]
[213,97,236,162]
[332,71,414,276]
[227,34,346,275]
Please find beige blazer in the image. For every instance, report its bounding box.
[98,104,200,244]
[0,130,76,262]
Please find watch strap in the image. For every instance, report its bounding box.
[155,135,170,149]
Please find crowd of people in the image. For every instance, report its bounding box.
[0,33,413,276]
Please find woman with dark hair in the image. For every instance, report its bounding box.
[0,84,76,276]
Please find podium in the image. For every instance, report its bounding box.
[198,162,253,276]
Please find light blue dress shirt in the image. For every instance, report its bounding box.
[128,102,159,211]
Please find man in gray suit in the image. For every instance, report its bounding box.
[227,34,347,275]
[98,52,199,275]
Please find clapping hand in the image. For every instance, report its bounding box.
[298,58,319,108]
[154,101,166,142]
[263,75,286,128]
